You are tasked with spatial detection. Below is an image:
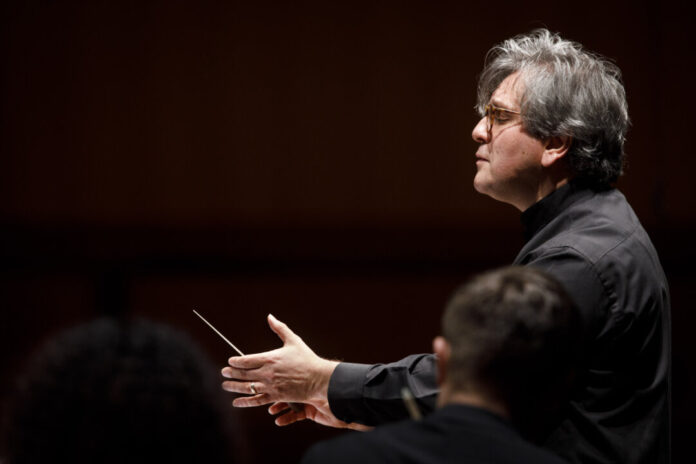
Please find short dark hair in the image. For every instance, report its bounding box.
[442,266,580,435]
[476,29,629,188]
[3,318,243,464]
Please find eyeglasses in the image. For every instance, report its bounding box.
[483,103,521,133]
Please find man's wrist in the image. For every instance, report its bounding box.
[310,359,339,402]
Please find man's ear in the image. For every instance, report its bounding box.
[541,135,572,168]
[433,336,450,386]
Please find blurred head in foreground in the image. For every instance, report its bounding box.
[434,265,581,439]
[3,318,243,464]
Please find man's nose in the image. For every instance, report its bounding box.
[472,117,490,144]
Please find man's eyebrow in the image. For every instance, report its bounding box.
[489,98,518,110]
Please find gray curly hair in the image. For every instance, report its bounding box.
[476,29,629,188]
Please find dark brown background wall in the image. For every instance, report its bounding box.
[2,1,694,462]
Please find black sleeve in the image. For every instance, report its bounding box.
[327,354,438,425]
[326,249,607,427]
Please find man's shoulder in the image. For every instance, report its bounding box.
[519,187,668,320]
[300,421,417,464]
[533,188,656,265]
[301,408,569,464]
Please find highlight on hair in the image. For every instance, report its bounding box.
[476,29,629,188]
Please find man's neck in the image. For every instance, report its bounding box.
[534,177,569,207]
[437,385,509,419]
[515,174,571,212]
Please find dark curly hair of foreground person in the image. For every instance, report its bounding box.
[2,318,244,464]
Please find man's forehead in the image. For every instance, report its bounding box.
[490,72,523,108]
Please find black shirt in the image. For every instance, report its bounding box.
[302,404,569,464]
[328,183,671,464]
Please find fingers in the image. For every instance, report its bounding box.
[221,366,261,380]
[267,313,296,344]
[223,379,276,408]
[268,402,290,415]
[222,380,263,395]
[227,353,269,370]
[271,407,306,426]
[232,393,273,408]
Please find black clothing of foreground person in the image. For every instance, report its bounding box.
[222,29,670,464]
[304,406,567,464]
[302,267,575,464]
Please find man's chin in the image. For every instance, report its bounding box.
[472,177,490,196]
[473,180,508,205]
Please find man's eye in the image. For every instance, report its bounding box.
[495,113,509,123]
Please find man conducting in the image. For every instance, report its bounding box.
[221,29,670,463]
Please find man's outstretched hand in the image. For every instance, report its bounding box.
[221,314,367,430]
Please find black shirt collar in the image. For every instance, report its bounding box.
[436,403,516,433]
[520,181,597,242]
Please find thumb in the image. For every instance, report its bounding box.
[267,314,296,344]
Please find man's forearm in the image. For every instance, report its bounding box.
[328,354,439,425]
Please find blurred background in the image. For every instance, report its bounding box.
[1,0,693,462]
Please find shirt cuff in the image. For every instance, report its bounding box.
[327,362,372,423]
